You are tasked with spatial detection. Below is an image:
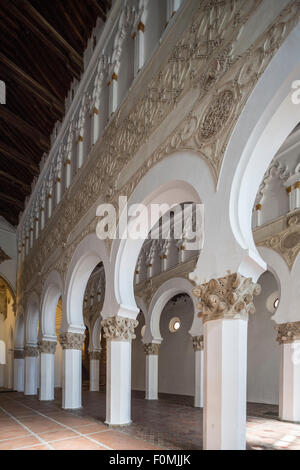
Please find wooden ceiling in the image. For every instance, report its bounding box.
[0,0,111,226]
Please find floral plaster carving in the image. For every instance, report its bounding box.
[14,349,24,359]
[89,351,101,360]
[192,335,204,351]
[18,1,300,304]
[192,273,261,323]
[59,332,85,350]
[24,346,39,357]
[144,343,160,356]
[276,322,300,344]
[102,317,138,341]
[255,211,300,269]
[38,340,57,355]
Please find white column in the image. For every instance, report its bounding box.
[277,323,300,422]
[134,22,145,76]
[24,346,38,396]
[65,160,71,189]
[13,350,24,392]
[144,343,159,400]
[47,194,53,219]
[60,332,85,410]
[77,136,84,170]
[89,351,101,392]
[108,73,118,117]
[55,178,62,205]
[39,340,57,401]
[204,318,248,450]
[192,273,261,450]
[91,107,100,145]
[294,182,300,209]
[193,336,204,408]
[103,317,138,426]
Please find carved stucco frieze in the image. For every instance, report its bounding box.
[18,1,300,300]
[102,317,138,341]
[24,346,39,357]
[144,343,160,356]
[192,273,261,323]
[276,322,300,344]
[255,212,300,270]
[59,332,85,350]
[38,340,57,355]
[14,349,24,359]
[89,351,101,360]
[192,335,204,352]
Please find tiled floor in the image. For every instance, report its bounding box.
[1,389,300,450]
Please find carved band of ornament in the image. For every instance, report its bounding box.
[89,351,101,360]
[38,340,57,355]
[192,335,204,352]
[59,332,85,350]
[192,273,261,324]
[276,322,300,344]
[102,317,138,342]
[14,349,24,359]
[144,343,160,356]
[24,346,39,357]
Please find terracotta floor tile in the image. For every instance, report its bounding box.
[0,436,41,450]
[22,445,50,450]
[51,436,106,450]
[38,429,78,442]
[91,430,163,450]
[75,422,108,434]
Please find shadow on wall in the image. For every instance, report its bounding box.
[247,271,280,406]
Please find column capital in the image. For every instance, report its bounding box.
[14,349,24,359]
[102,316,138,341]
[276,322,300,344]
[24,345,39,357]
[192,273,261,324]
[59,332,85,350]
[144,343,160,356]
[89,350,101,360]
[38,340,57,354]
[192,335,204,351]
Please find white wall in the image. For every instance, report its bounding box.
[0,217,17,291]
[247,271,280,405]
[132,294,195,396]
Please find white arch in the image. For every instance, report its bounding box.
[25,292,40,345]
[111,151,214,317]
[63,234,110,333]
[40,270,63,340]
[228,24,300,266]
[91,316,102,351]
[145,277,198,343]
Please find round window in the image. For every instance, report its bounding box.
[169,317,181,333]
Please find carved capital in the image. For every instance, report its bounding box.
[38,340,57,354]
[192,335,204,351]
[14,349,24,359]
[144,343,160,356]
[276,322,300,344]
[89,351,101,360]
[102,317,138,341]
[59,332,85,350]
[24,346,39,357]
[193,273,261,323]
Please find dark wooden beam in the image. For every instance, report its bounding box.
[20,0,83,67]
[0,53,64,114]
[89,0,106,22]
[0,141,39,174]
[0,192,24,210]
[0,107,49,151]
[4,1,82,75]
[0,170,31,192]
